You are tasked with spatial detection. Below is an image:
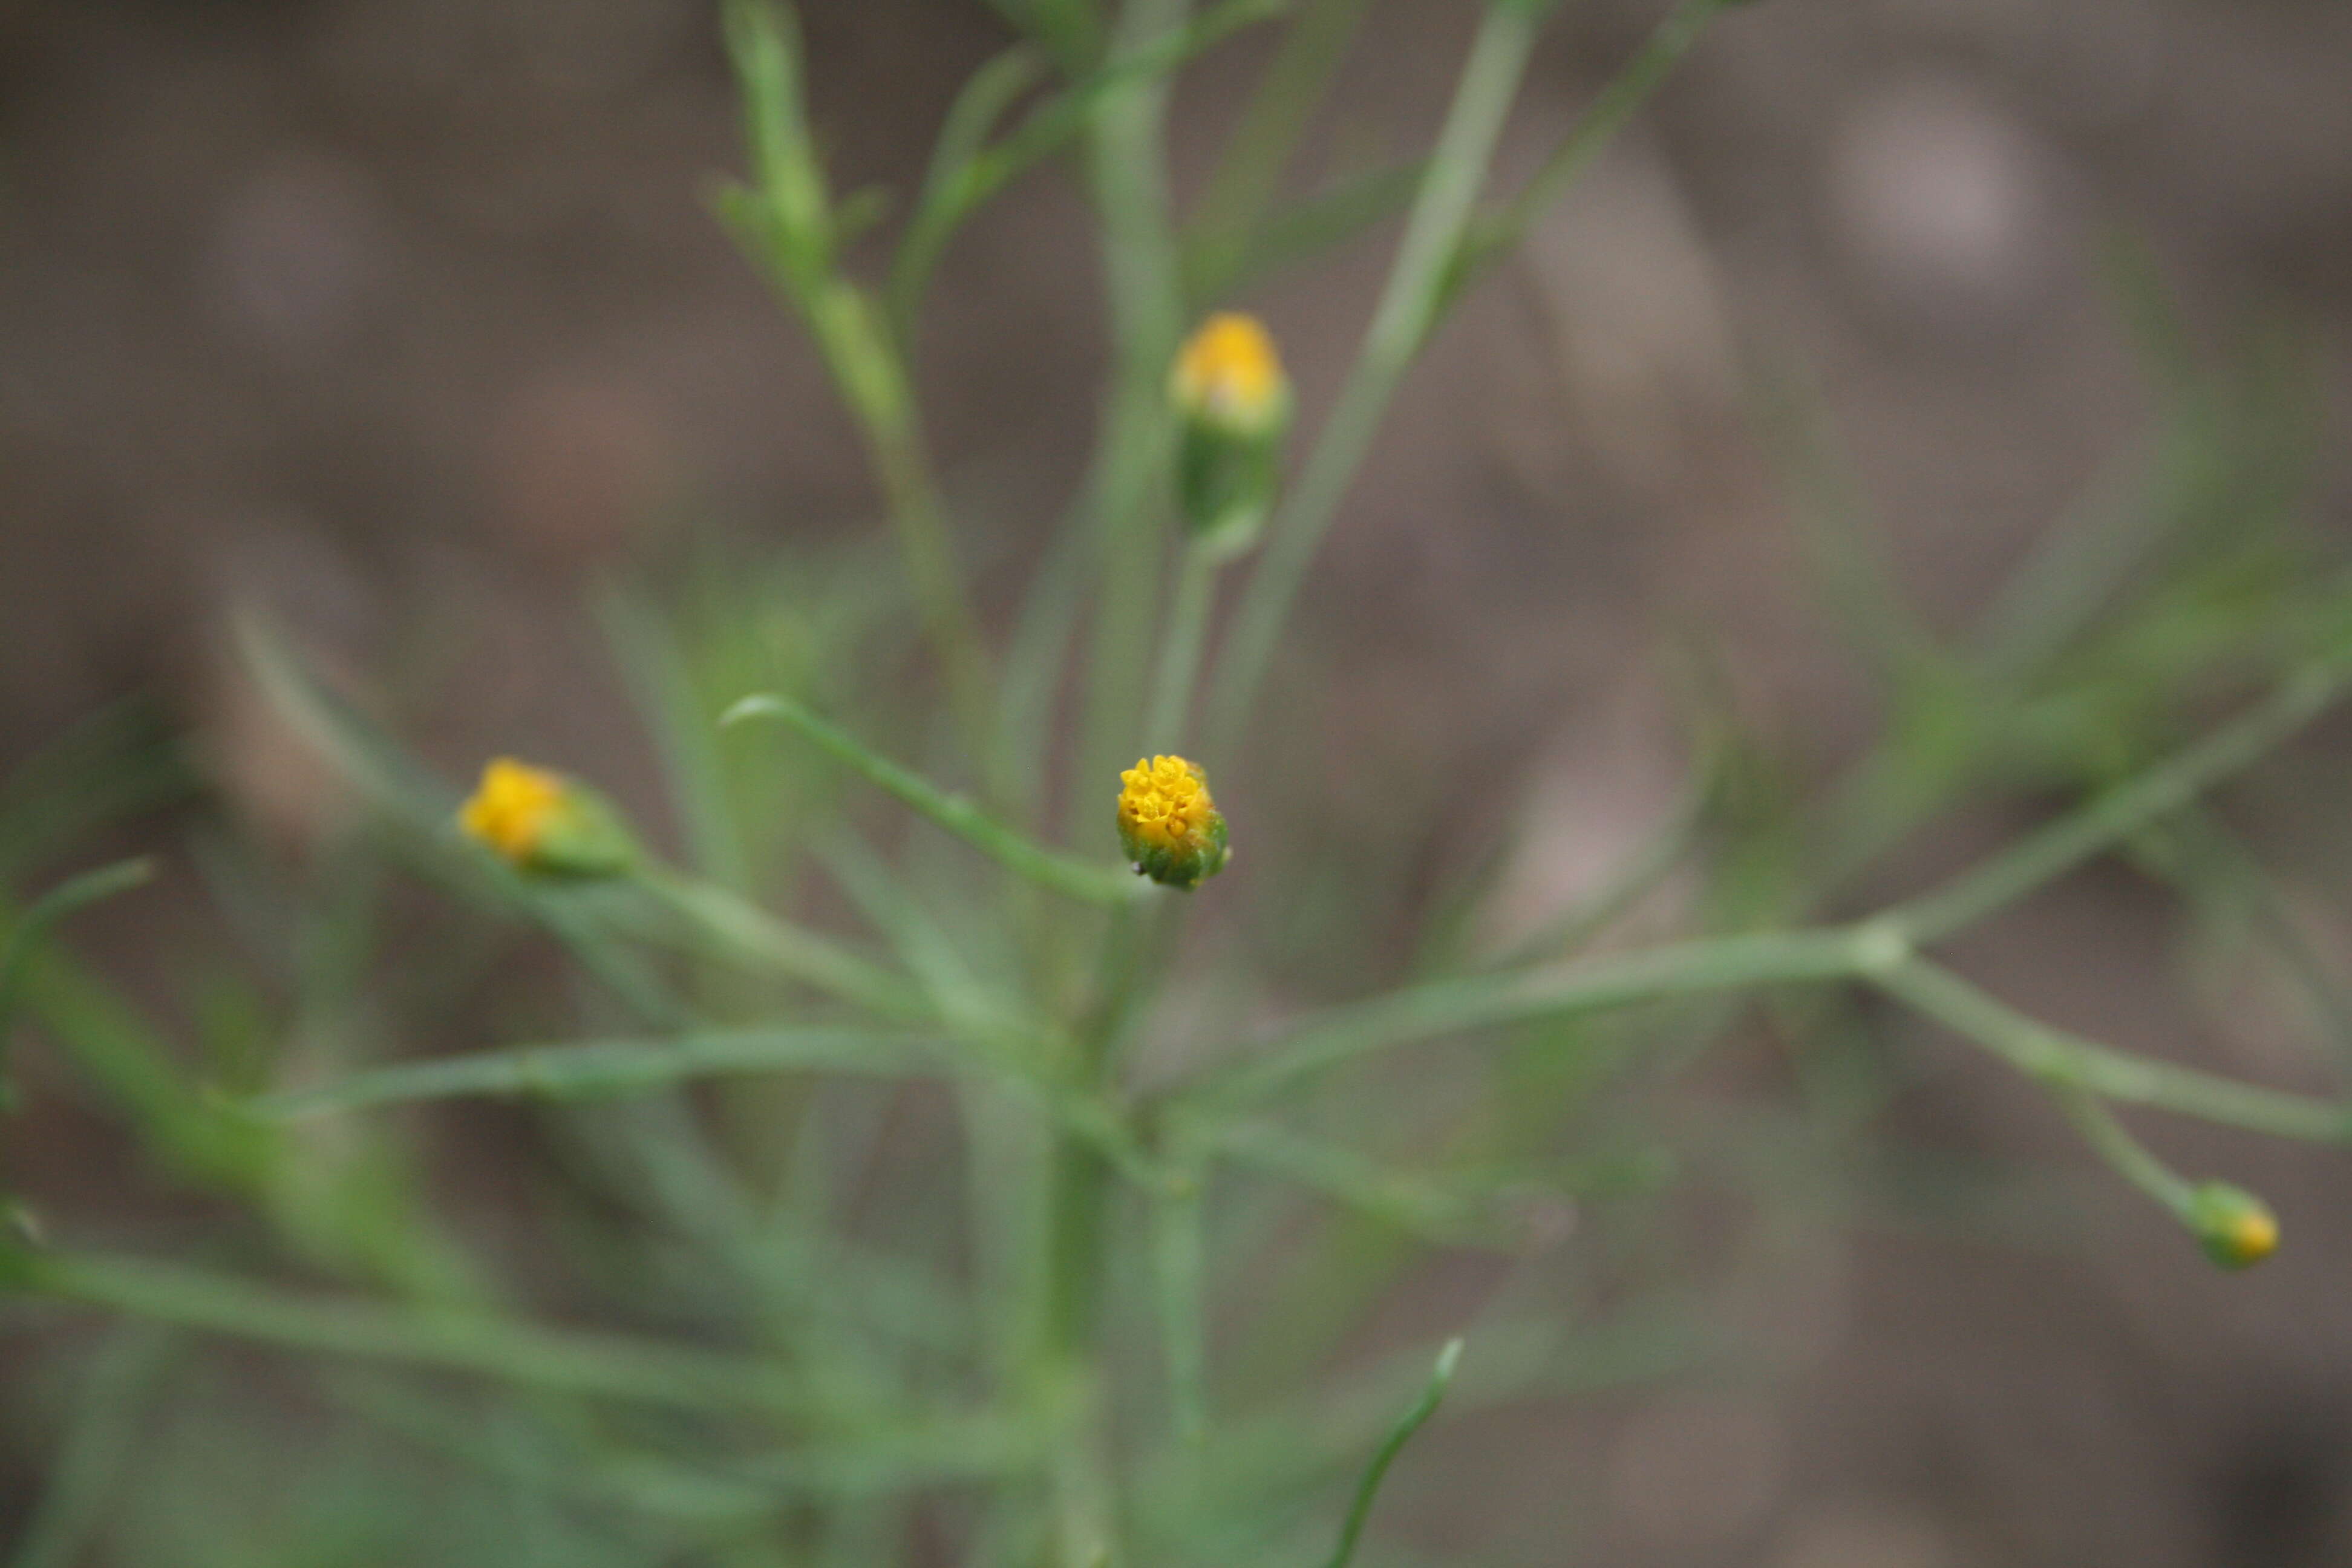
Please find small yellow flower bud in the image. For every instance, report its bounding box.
[1116,754,1229,890]
[1172,313,1289,434]
[458,757,635,878]
[1169,313,1291,556]
[2186,1181,2278,1270]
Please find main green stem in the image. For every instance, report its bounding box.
[1037,6,1197,1560]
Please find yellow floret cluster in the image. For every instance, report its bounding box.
[2188,1181,2279,1270]
[1117,754,1229,890]
[2221,1206,2279,1266]
[1169,313,1287,433]
[1118,755,1214,850]
[460,757,569,866]
[2202,1199,2279,1269]
[458,756,633,877]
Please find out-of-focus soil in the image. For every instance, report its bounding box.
[2,0,2349,1563]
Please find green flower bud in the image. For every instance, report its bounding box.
[2186,1181,2278,1270]
[1170,313,1292,557]
[458,758,636,878]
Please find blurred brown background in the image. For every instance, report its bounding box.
[3,0,2351,1563]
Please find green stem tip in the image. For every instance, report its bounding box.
[1324,1336,1464,1568]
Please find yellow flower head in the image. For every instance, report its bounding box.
[459,757,634,877]
[461,758,565,863]
[2188,1181,2278,1270]
[1170,313,1289,436]
[1117,754,1229,890]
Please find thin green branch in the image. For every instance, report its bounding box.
[1322,1338,1462,1568]
[2152,808,2352,1079]
[1187,660,2352,1108]
[890,41,1052,342]
[9,925,274,1192]
[1148,1180,1210,1445]
[633,863,930,1016]
[7,1325,179,1568]
[893,0,1288,333]
[1213,1119,1520,1246]
[723,693,1147,906]
[999,490,1100,814]
[324,1377,780,1525]
[6,1249,817,1419]
[248,1027,952,1120]
[1448,0,1738,297]
[1181,0,1374,301]
[1144,542,1221,748]
[812,829,1004,1022]
[0,858,154,1094]
[252,1009,1164,1192]
[716,0,997,778]
[701,1415,1055,1495]
[1197,928,1869,1106]
[1872,956,2352,1143]
[1881,659,2352,945]
[1204,158,1429,301]
[595,590,751,889]
[1206,4,1543,754]
[2048,1080,2195,1213]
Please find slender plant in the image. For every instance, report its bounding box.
[4,4,2349,1567]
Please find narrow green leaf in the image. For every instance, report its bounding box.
[811,831,1004,1025]
[632,866,926,1019]
[1149,1181,1210,1445]
[1182,0,1376,302]
[890,0,1289,321]
[1198,929,1868,1106]
[1884,658,2352,945]
[1322,1337,1462,1568]
[0,859,156,1089]
[1445,0,1737,303]
[891,43,1050,332]
[1214,1120,1510,1246]
[7,1324,180,1568]
[1874,956,2352,1143]
[722,692,1146,906]
[1748,356,1947,692]
[0,701,192,886]
[325,1374,780,1524]
[9,1249,815,1418]
[2,908,270,1191]
[250,1027,953,1119]
[596,590,749,889]
[1194,157,1426,301]
[720,0,834,274]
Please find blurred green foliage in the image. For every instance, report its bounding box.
[5,4,2352,1567]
